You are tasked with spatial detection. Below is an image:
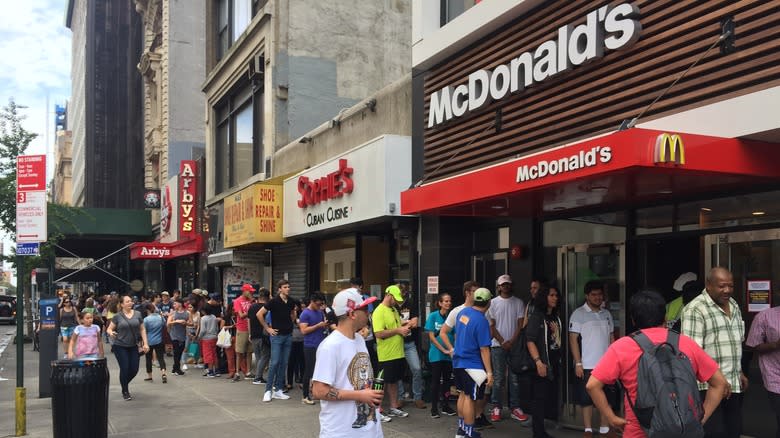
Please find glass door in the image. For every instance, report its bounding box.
[557,243,625,428]
[471,252,508,293]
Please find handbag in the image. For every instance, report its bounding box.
[216,328,232,348]
[508,331,535,374]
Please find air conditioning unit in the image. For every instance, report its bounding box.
[248,54,265,82]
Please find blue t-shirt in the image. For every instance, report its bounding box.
[453,306,491,370]
[425,310,453,363]
[299,308,326,349]
[143,313,166,346]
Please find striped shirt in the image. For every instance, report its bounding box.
[745,306,780,394]
[681,290,744,392]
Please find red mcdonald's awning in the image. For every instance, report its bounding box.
[401,128,780,217]
[129,236,203,260]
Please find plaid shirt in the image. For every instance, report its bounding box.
[681,290,745,392]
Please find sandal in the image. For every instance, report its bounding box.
[162,375,167,384]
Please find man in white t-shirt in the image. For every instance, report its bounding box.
[569,280,616,438]
[312,288,383,438]
[486,274,528,423]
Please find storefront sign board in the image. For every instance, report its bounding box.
[283,135,412,237]
[224,183,285,247]
[427,276,439,295]
[747,280,771,313]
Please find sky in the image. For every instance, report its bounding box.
[0,0,71,279]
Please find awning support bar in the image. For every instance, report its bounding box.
[53,243,132,285]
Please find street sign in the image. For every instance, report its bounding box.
[16,155,46,191]
[16,242,39,256]
[39,298,59,330]
[16,154,47,243]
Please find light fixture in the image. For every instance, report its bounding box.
[752,211,766,216]
[490,205,505,210]
[700,207,712,212]
[588,185,608,193]
[657,190,673,194]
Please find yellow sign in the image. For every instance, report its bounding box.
[654,133,685,165]
[224,184,285,247]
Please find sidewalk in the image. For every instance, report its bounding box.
[0,332,585,438]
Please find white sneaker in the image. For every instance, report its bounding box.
[262,391,272,402]
[272,390,290,400]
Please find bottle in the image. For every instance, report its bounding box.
[373,370,385,391]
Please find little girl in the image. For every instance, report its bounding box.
[198,306,220,377]
[68,311,104,359]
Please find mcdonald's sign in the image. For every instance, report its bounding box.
[654,133,685,165]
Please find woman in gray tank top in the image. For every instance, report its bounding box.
[166,299,188,375]
[59,297,78,358]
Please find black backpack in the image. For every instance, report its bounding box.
[622,330,704,438]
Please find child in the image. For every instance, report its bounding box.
[198,305,220,377]
[68,311,104,359]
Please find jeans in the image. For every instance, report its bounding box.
[302,347,317,398]
[400,341,424,401]
[171,340,185,373]
[532,374,557,438]
[113,345,140,393]
[252,337,270,379]
[490,347,521,408]
[287,341,304,385]
[266,334,292,392]
[702,390,742,438]
[769,391,780,438]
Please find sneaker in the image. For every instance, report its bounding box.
[251,379,264,385]
[245,373,255,380]
[431,408,440,419]
[441,404,456,416]
[469,431,483,438]
[262,391,272,402]
[511,407,529,422]
[302,397,315,405]
[475,415,494,430]
[414,399,427,409]
[175,370,185,376]
[232,375,241,382]
[214,373,222,377]
[386,407,409,418]
[205,372,216,378]
[379,414,392,423]
[455,428,466,438]
[490,406,501,422]
[272,390,290,400]
[162,375,167,384]
[182,364,188,371]
[122,392,132,401]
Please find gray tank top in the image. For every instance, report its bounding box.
[60,307,78,328]
[169,310,188,342]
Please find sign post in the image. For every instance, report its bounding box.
[15,154,47,435]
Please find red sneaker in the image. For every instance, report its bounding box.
[490,406,501,422]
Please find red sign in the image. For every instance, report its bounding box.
[129,237,202,260]
[179,161,197,238]
[297,158,354,208]
[17,154,46,191]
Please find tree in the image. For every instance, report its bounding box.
[0,98,37,238]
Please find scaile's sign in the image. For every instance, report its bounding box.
[428,3,642,128]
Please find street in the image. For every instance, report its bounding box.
[0,325,584,438]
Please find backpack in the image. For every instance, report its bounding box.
[622,330,704,438]
[508,331,535,374]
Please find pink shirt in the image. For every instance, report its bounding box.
[233,296,251,332]
[591,327,719,438]
[746,306,780,394]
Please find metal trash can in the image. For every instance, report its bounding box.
[51,358,110,438]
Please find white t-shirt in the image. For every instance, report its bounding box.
[445,304,467,328]
[568,302,614,369]
[313,330,383,438]
[486,295,525,347]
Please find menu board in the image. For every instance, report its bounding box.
[747,280,772,312]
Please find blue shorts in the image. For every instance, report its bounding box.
[454,368,486,401]
[60,326,75,338]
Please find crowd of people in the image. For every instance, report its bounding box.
[56,265,780,438]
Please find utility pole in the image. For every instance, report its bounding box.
[15,254,25,436]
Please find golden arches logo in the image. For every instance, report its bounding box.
[654,133,685,165]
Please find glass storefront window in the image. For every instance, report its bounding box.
[362,235,391,299]
[441,0,478,26]
[636,205,674,235]
[319,236,356,295]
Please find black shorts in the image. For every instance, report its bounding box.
[379,358,406,383]
[576,369,618,406]
[454,368,486,401]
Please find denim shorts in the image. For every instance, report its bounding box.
[60,326,75,338]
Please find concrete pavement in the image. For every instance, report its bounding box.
[0,326,585,438]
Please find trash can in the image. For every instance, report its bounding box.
[51,358,110,438]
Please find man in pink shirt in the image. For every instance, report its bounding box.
[233,283,255,380]
[586,290,727,438]
[746,305,780,438]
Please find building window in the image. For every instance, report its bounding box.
[216,0,258,61]
[440,0,478,26]
[214,81,264,194]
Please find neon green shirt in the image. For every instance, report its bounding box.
[372,303,404,362]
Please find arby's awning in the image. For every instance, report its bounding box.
[129,236,203,260]
[401,128,780,217]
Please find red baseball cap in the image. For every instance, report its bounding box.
[241,284,256,292]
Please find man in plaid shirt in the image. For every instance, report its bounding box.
[681,267,747,438]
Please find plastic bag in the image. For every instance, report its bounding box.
[216,328,232,348]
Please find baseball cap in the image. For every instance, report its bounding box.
[673,272,697,292]
[496,274,512,285]
[160,291,170,296]
[208,293,221,300]
[191,288,202,296]
[332,288,377,316]
[241,283,256,293]
[385,285,404,304]
[474,287,492,303]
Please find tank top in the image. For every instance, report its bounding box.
[60,307,78,328]
[169,310,188,342]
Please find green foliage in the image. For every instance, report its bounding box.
[0,98,37,239]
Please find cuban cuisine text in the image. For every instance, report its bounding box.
[428,3,641,128]
[516,146,612,183]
